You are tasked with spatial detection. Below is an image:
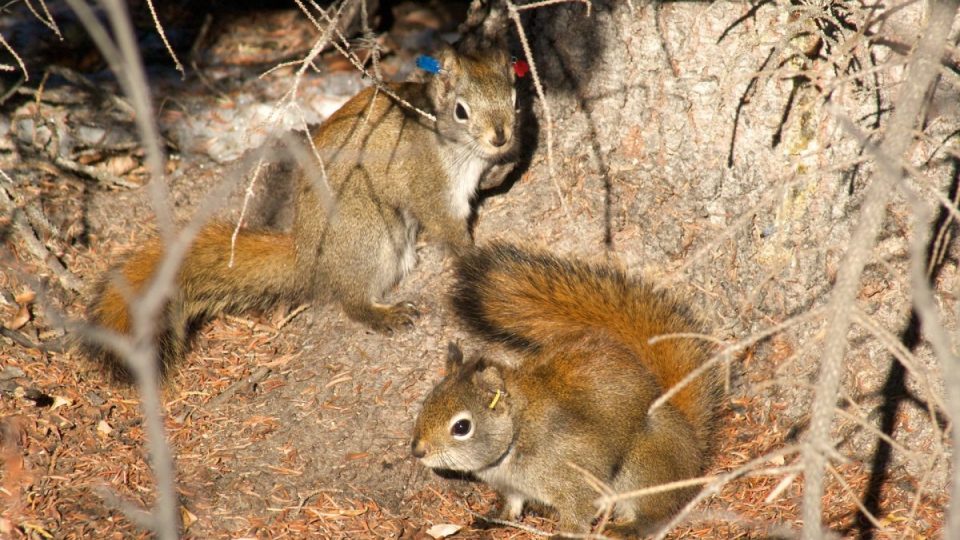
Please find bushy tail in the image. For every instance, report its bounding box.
[452,242,721,450]
[85,221,301,380]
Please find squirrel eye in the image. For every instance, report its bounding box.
[449,411,474,440]
[451,419,472,438]
[454,100,470,123]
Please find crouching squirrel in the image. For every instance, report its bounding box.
[411,243,722,537]
[86,43,519,379]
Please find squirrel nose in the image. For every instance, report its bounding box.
[490,127,508,148]
[411,438,428,459]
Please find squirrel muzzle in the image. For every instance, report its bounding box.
[410,437,428,459]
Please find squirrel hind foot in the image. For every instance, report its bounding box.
[347,301,420,333]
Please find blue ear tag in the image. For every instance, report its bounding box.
[416,54,442,74]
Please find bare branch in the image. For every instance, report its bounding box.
[647,306,826,417]
[505,0,565,210]
[57,0,192,537]
[142,0,184,77]
[903,181,960,539]
[653,445,803,540]
[467,507,615,539]
[515,0,591,13]
[0,32,28,81]
[0,171,84,292]
[802,2,960,537]
[24,0,62,39]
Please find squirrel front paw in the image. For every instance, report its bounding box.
[470,494,528,530]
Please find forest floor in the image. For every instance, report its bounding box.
[0,2,949,539]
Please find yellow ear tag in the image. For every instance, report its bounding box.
[488,390,503,410]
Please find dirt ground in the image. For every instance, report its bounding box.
[0,1,954,539]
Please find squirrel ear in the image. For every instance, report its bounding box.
[489,46,510,68]
[431,43,460,97]
[446,342,465,372]
[472,361,505,395]
[435,42,460,74]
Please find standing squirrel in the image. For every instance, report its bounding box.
[411,244,722,537]
[86,43,518,378]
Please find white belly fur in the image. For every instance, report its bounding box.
[442,150,488,220]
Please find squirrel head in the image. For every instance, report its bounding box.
[428,44,517,159]
[411,342,515,472]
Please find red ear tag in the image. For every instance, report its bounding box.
[512,59,529,78]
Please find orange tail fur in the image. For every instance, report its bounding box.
[452,243,722,452]
[86,222,300,380]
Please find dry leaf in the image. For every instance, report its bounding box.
[425,523,462,538]
[14,290,35,305]
[6,303,30,331]
[4,289,35,330]
[103,155,138,176]
[21,523,53,539]
[180,506,198,529]
[51,396,73,411]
